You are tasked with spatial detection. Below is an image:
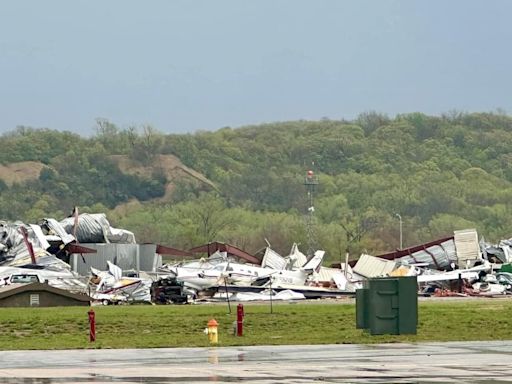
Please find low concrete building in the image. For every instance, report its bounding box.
[0,283,91,307]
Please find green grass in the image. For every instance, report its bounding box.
[1,299,512,350]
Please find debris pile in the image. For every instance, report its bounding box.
[89,261,152,304]
[151,277,188,304]
[345,229,512,298]
[157,243,351,302]
[0,212,141,303]
[2,211,512,307]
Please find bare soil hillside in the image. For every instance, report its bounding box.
[0,161,48,186]
[0,155,214,205]
[109,154,216,201]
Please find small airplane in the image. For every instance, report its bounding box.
[170,250,325,292]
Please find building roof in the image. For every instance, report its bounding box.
[0,282,91,302]
[189,242,260,264]
[155,244,193,257]
[64,243,97,254]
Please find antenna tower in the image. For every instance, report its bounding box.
[304,169,319,257]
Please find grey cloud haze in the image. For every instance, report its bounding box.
[0,0,511,134]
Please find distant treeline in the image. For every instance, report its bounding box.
[1,111,511,263]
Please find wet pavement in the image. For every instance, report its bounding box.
[1,341,512,383]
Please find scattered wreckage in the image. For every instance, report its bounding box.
[1,213,512,306]
[152,228,512,302]
[0,213,147,304]
[0,213,346,305]
[347,229,512,298]
[157,242,353,302]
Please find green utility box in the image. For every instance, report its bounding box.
[356,276,418,335]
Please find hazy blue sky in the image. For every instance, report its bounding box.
[1,1,511,135]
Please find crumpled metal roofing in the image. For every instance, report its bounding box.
[481,238,512,263]
[375,235,458,270]
[59,213,136,244]
[44,218,75,244]
[0,222,54,265]
[396,239,457,269]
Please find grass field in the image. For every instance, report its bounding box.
[2,298,512,350]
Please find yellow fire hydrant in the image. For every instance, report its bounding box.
[206,318,219,344]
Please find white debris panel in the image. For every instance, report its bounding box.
[90,261,152,303]
[43,218,75,245]
[220,289,306,302]
[353,254,398,278]
[261,247,287,270]
[454,229,481,264]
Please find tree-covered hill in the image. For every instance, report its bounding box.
[1,112,511,263]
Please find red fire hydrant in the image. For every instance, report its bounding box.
[236,303,244,337]
[88,309,96,342]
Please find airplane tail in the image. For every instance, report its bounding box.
[301,250,325,273]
